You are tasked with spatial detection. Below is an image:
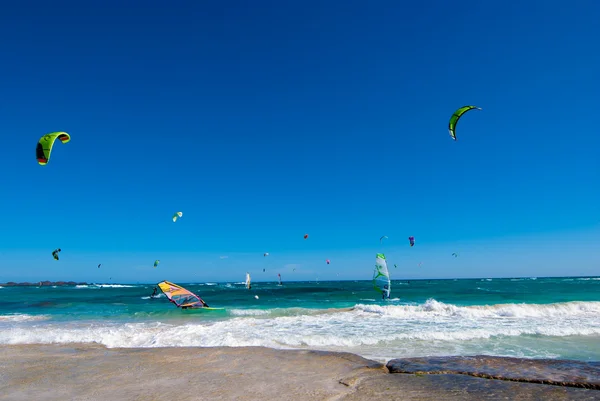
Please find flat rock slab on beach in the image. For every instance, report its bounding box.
[0,345,598,401]
[387,355,600,389]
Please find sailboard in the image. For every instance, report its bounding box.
[373,253,391,299]
[245,272,251,289]
[157,281,222,310]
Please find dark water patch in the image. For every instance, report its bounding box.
[387,355,600,390]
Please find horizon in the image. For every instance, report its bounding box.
[3,274,600,286]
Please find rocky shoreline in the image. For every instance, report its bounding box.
[387,355,600,390]
[0,281,87,287]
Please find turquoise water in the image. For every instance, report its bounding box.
[1,277,599,362]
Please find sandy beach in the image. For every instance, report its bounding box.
[1,344,598,401]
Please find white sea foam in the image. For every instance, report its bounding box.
[76,284,136,288]
[1,300,599,362]
[229,309,272,316]
[354,299,600,319]
[0,314,51,322]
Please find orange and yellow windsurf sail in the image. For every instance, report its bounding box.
[157,281,208,308]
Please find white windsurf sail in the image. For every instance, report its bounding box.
[245,272,251,289]
[373,253,391,299]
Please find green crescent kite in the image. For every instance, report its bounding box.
[448,106,481,141]
[36,132,71,165]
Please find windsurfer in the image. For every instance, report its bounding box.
[383,284,389,300]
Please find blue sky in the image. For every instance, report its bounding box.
[1,1,599,283]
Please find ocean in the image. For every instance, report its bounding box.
[1,277,599,363]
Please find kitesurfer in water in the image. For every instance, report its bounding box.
[151,287,158,298]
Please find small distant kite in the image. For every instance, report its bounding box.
[408,236,415,247]
[452,253,458,258]
[154,260,160,268]
[394,264,397,268]
[51,248,61,261]
[98,264,101,269]
[448,106,481,141]
[37,132,70,165]
[380,235,388,244]
[303,234,309,240]
[264,252,269,257]
[172,212,183,222]
[326,259,330,265]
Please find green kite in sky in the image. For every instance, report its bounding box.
[36,132,71,165]
[448,106,481,141]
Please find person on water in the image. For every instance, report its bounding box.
[151,287,158,298]
[382,284,390,300]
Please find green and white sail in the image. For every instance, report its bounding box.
[373,253,391,299]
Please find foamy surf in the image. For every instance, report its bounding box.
[1,300,599,361]
[0,314,51,322]
[76,284,137,288]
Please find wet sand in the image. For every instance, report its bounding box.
[0,344,598,400]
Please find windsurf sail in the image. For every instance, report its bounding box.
[245,272,251,289]
[157,281,209,308]
[373,253,391,299]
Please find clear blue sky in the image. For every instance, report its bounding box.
[1,0,599,283]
